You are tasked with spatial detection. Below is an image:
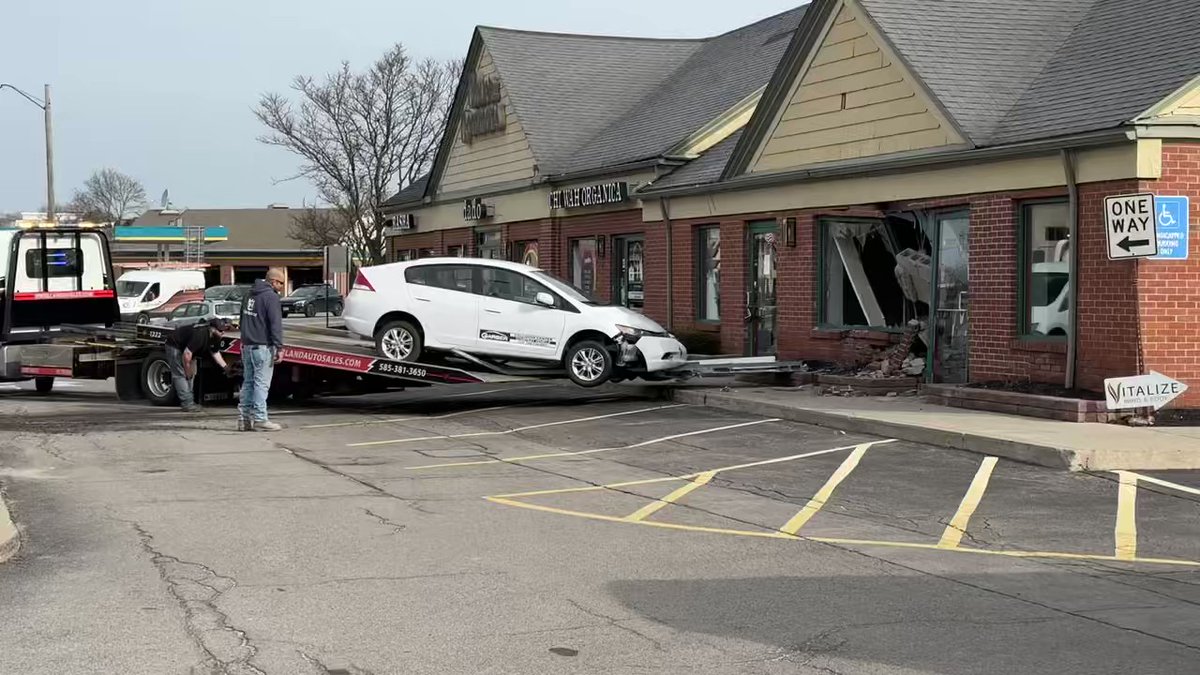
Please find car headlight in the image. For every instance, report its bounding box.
[616,324,670,339]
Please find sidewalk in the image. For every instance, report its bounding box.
[670,385,1200,471]
[0,486,17,563]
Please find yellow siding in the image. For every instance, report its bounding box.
[1171,87,1200,116]
[438,48,537,196]
[751,1,962,174]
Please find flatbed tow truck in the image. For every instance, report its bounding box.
[1,226,804,404]
[19,321,806,406]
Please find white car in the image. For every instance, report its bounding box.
[342,258,688,387]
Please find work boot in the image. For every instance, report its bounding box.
[237,418,252,432]
[255,421,283,432]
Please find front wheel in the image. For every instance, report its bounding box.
[304,304,317,318]
[375,320,423,362]
[34,377,54,394]
[136,313,150,325]
[565,340,613,388]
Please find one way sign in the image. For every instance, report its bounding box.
[1105,193,1159,260]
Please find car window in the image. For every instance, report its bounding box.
[186,303,205,317]
[171,304,190,318]
[406,265,474,293]
[479,267,553,306]
[215,302,240,315]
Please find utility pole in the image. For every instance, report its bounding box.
[0,83,55,224]
[43,84,55,223]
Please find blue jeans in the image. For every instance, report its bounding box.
[239,345,275,422]
[165,346,194,408]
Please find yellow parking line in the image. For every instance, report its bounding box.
[346,404,686,448]
[624,471,718,522]
[405,418,781,470]
[938,456,999,549]
[778,443,871,535]
[490,440,897,500]
[1115,471,1139,561]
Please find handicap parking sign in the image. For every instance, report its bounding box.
[1152,196,1190,260]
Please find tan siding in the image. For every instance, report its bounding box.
[750,1,963,174]
[438,47,537,195]
[1171,87,1200,116]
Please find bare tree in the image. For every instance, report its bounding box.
[71,168,147,223]
[256,45,459,265]
[287,206,349,249]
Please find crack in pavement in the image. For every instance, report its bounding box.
[241,570,505,590]
[566,598,667,653]
[361,508,406,534]
[277,444,437,515]
[132,522,265,675]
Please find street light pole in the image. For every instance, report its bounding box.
[0,82,55,223]
[43,84,55,223]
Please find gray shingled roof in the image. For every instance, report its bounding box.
[382,175,428,209]
[479,27,702,175]
[644,129,744,192]
[563,6,808,175]
[130,208,320,251]
[860,0,1096,146]
[990,0,1200,144]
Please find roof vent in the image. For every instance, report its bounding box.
[268,203,290,209]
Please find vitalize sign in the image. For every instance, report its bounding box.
[1104,371,1189,411]
[549,181,630,210]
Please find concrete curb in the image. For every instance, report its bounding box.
[672,389,1084,470]
[0,488,19,564]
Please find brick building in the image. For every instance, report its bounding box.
[384,0,1200,408]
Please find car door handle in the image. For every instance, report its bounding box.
[414,297,432,302]
[485,309,502,314]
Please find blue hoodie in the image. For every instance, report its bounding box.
[240,279,283,347]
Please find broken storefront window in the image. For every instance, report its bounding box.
[820,216,935,330]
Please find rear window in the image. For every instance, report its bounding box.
[405,265,474,293]
[215,302,241,315]
[26,248,82,278]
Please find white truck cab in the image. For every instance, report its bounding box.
[116,269,206,323]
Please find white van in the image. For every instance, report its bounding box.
[116,270,206,323]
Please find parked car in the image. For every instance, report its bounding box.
[342,258,688,387]
[204,284,251,304]
[150,299,242,329]
[281,283,343,318]
[138,289,206,324]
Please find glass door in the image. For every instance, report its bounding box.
[931,212,970,383]
[612,235,645,311]
[746,221,779,356]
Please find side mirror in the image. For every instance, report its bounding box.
[535,292,555,307]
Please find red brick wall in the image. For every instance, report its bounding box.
[1139,142,1200,407]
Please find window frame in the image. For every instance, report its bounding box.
[477,265,564,309]
[694,225,721,324]
[815,216,909,332]
[404,264,477,294]
[1017,198,1071,341]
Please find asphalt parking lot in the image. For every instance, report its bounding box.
[2,379,1199,674]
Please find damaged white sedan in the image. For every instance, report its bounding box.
[342,258,688,387]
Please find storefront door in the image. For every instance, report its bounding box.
[931,212,970,383]
[612,235,645,311]
[746,221,778,356]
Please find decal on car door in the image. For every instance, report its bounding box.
[479,330,557,348]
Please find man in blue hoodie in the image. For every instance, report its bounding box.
[238,268,286,431]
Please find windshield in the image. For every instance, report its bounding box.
[530,271,600,305]
[205,286,232,299]
[116,280,149,297]
[1031,272,1069,307]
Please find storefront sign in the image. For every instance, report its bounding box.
[549,181,630,210]
[463,198,491,221]
[461,74,506,143]
[394,213,415,231]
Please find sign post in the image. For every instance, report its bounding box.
[1104,371,1189,411]
[1104,193,1159,260]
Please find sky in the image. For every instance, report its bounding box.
[1,1,801,213]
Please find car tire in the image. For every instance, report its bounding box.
[565,340,613,387]
[140,351,178,406]
[34,377,54,394]
[375,320,423,362]
[282,310,290,319]
[332,302,343,317]
[136,313,150,325]
[304,304,317,318]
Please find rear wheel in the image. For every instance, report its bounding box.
[34,377,54,394]
[375,321,423,362]
[332,301,344,317]
[565,340,613,387]
[140,352,178,406]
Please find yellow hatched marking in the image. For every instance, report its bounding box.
[1115,471,1139,561]
[779,443,871,535]
[938,456,999,549]
[623,471,718,522]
